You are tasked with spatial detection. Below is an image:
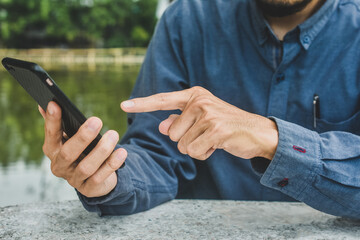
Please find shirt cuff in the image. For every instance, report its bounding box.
[76,162,134,215]
[259,117,322,200]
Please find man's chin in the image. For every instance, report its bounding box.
[255,0,313,17]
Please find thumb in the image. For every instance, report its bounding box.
[159,114,179,135]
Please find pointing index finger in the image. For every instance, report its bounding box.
[121,89,192,113]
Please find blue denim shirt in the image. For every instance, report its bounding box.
[78,0,360,219]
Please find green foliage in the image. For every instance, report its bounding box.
[0,0,158,48]
[131,26,149,46]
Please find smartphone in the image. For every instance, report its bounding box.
[2,57,121,157]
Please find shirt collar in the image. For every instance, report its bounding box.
[249,0,339,50]
[249,0,269,46]
[298,0,339,50]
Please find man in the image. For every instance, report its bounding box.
[40,0,360,218]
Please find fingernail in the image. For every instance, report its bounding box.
[115,150,124,160]
[48,104,54,115]
[122,100,134,108]
[87,118,100,131]
[108,131,118,142]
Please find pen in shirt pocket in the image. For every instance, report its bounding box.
[313,94,320,128]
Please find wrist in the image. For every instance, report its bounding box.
[256,118,279,160]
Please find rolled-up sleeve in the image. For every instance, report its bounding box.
[258,117,360,219]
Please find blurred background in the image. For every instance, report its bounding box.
[0,0,172,207]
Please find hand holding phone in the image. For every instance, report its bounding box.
[2,57,127,197]
[40,101,127,197]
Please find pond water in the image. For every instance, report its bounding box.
[0,64,139,206]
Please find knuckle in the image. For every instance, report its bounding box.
[66,179,74,187]
[186,144,204,160]
[207,120,221,133]
[76,163,91,178]
[168,127,180,142]
[177,141,186,154]
[212,121,223,133]
[42,144,49,156]
[196,95,212,105]
[158,93,167,111]
[98,142,113,155]
[202,111,216,122]
[58,149,73,163]
[44,124,54,136]
[77,129,92,144]
[83,191,95,198]
[91,175,103,185]
[191,96,213,111]
[191,86,207,95]
[67,178,80,189]
[169,114,179,120]
[106,157,120,171]
[50,163,61,178]
[50,164,58,176]
[186,145,196,157]
[79,189,89,197]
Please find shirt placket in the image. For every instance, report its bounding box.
[266,38,302,120]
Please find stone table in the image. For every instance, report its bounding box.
[0,200,359,239]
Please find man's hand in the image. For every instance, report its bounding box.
[39,101,127,198]
[121,86,278,160]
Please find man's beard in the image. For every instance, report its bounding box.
[255,0,313,17]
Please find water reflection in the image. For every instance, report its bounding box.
[0,64,139,206]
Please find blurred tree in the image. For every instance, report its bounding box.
[0,0,158,48]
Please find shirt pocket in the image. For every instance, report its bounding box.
[314,110,360,135]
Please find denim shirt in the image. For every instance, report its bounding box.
[78,0,360,219]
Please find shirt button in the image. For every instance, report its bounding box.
[277,178,289,187]
[303,35,311,44]
[127,117,133,125]
[276,73,285,82]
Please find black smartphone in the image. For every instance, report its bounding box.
[2,57,121,156]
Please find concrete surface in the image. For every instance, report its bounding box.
[0,200,359,239]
